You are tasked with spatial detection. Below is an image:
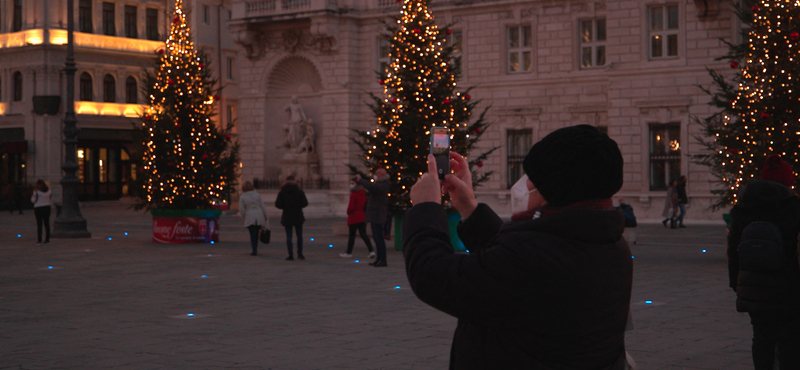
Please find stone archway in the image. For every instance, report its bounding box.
[262,57,324,180]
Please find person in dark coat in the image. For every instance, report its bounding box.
[727,154,800,370]
[675,175,688,228]
[355,169,391,267]
[275,176,308,261]
[12,183,25,215]
[404,125,633,370]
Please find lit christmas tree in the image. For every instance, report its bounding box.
[350,0,496,212]
[134,0,239,210]
[698,0,798,209]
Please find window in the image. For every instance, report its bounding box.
[378,38,391,79]
[203,5,210,24]
[507,26,532,73]
[649,123,681,191]
[13,0,22,32]
[227,105,235,128]
[79,73,93,101]
[12,71,22,101]
[580,19,606,68]
[227,57,234,80]
[146,8,159,40]
[125,76,137,104]
[507,129,532,188]
[449,30,463,72]
[124,5,137,38]
[649,5,679,58]
[102,2,115,36]
[103,74,116,102]
[79,0,93,33]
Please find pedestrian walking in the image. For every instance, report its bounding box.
[340,178,374,259]
[355,169,391,267]
[404,125,633,369]
[728,154,800,370]
[675,175,688,228]
[239,181,269,256]
[661,179,679,229]
[31,180,52,246]
[275,176,308,261]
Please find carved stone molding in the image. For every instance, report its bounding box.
[234,24,337,60]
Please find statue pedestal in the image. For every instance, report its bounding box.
[280,151,321,181]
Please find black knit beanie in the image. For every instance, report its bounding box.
[523,125,623,207]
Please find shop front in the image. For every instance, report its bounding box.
[76,128,137,201]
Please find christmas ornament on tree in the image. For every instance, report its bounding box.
[133,0,240,211]
[698,0,799,209]
[349,0,496,212]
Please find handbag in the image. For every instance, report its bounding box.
[259,220,271,244]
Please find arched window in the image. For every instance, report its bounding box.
[125,76,138,104]
[79,73,93,101]
[12,71,23,101]
[103,74,116,103]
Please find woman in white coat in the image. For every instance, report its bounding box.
[239,181,269,256]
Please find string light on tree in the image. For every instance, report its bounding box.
[349,0,497,212]
[134,0,240,211]
[698,0,799,209]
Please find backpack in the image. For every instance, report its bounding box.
[738,221,785,274]
[618,203,637,228]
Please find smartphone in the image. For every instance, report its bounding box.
[429,127,450,180]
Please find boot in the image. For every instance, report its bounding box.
[670,219,677,229]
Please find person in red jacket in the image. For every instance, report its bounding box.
[341,178,375,258]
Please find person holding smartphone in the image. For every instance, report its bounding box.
[355,169,391,267]
[404,125,633,369]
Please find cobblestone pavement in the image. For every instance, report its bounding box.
[0,202,751,370]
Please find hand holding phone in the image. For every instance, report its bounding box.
[430,127,450,180]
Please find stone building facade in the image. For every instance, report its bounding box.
[232,0,734,220]
[0,0,238,203]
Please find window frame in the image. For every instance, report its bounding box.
[146,8,159,41]
[102,2,116,36]
[125,76,137,104]
[226,57,234,80]
[506,128,533,189]
[12,71,22,101]
[448,30,463,73]
[79,72,93,102]
[124,5,137,38]
[579,18,607,69]
[79,0,93,33]
[507,25,533,74]
[103,74,116,103]
[203,5,211,24]
[648,122,682,191]
[648,4,680,59]
[377,37,391,80]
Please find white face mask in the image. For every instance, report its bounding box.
[349,184,356,190]
[511,174,538,214]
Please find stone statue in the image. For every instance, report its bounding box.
[296,122,316,154]
[278,95,309,150]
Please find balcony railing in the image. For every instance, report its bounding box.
[243,0,338,17]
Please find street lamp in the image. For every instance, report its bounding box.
[53,0,90,239]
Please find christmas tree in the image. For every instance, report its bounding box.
[134,0,239,210]
[698,0,799,209]
[349,0,496,213]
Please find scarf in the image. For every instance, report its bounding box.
[511,199,614,222]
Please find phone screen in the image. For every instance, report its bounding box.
[430,127,450,180]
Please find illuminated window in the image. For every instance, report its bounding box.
[507,25,532,73]
[102,2,116,36]
[649,5,679,59]
[80,73,93,101]
[580,18,606,68]
[507,129,532,188]
[79,0,93,33]
[103,74,116,103]
[13,0,22,32]
[12,71,22,101]
[125,5,137,38]
[378,37,391,80]
[649,123,681,191]
[146,8,159,40]
[125,76,137,104]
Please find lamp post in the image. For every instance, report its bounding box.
[53,0,90,239]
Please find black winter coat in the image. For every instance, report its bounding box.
[357,178,390,224]
[402,202,633,370]
[727,180,800,313]
[275,184,308,226]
